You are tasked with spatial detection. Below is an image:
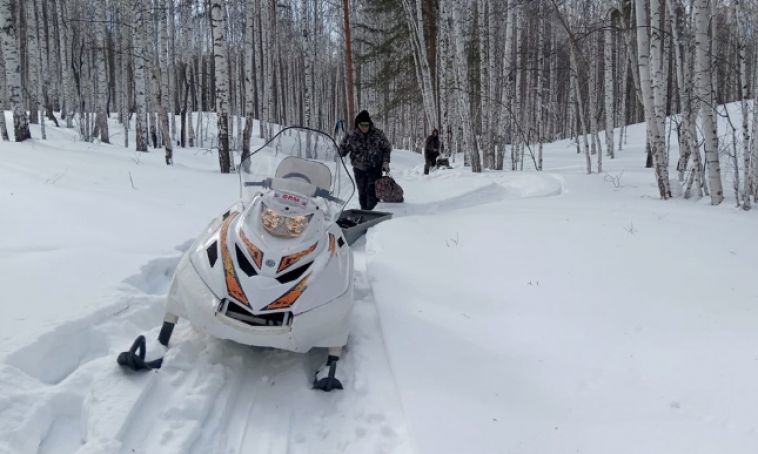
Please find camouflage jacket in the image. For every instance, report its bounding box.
[339,127,392,171]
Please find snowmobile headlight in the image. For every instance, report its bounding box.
[261,207,312,238]
[261,207,282,231]
[285,215,309,236]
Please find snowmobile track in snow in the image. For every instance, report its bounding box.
[1,241,412,454]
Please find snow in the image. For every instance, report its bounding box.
[1,109,758,454]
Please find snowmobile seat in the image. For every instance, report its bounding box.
[273,156,332,197]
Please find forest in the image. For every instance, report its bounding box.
[1,0,757,206]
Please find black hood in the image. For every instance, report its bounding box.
[354,110,372,129]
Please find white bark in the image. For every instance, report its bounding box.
[159,0,172,163]
[588,34,600,158]
[549,25,558,141]
[604,16,615,159]
[449,0,480,172]
[94,0,109,142]
[58,0,74,128]
[400,0,438,129]
[118,4,129,148]
[302,0,312,128]
[242,0,255,158]
[0,0,30,141]
[211,0,231,172]
[536,10,545,170]
[752,43,758,202]
[496,0,513,170]
[32,0,46,139]
[739,40,749,208]
[569,44,591,174]
[486,0,497,168]
[134,0,148,151]
[512,4,523,170]
[752,59,758,202]
[636,0,671,198]
[694,0,723,204]
[0,43,7,140]
[25,0,39,126]
[168,0,177,143]
[477,0,489,167]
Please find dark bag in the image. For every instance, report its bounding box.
[436,156,450,169]
[375,173,404,203]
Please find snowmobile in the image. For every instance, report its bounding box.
[117,127,390,391]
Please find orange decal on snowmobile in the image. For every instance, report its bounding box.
[220,212,250,307]
[239,229,264,269]
[263,274,311,310]
[277,242,318,273]
[329,233,336,256]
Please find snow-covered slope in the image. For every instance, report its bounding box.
[1,112,757,454]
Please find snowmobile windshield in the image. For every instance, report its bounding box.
[240,127,355,219]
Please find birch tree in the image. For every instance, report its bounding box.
[212,0,231,173]
[134,0,149,152]
[449,0,481,172]
[242,0,255,159]
[0,0,31,141]
[636,0,672,198]
[694,0,724,204]
[94,0,109,143]
[604,11,615,159]
[0,43,7,140]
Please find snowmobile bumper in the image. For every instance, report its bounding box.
[167,256,352,353]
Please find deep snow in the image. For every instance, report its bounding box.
[1,109,757,454]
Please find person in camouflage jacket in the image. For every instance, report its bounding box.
[339,110,392,210]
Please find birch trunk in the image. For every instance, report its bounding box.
[512,4,523,170]
[133,0,148,151]
[341,0,354,124]
[636,0,671,198]
[93,0,108,142]
[168,0,177,143]
[302,0,312,128]
[694,0,723,204]
[588,35,600,158]
[495,0,513,170]
[0,43,7,140]
[0,0,31,141]
[32,0,46,139]
[159,0,172,163]
[737,12,751,208]
[536,10,545,170]
[115,6,126,147]
[242,0,255,160]
[477,0,489,168]
[438,0,452,162]
[486,0,497,168]
[570,44,591,174]
[400,0,438,129]
[25,0,39,126]
[549,23,558,142]
[58,0,74,128]
[450,0,480,172]
[604,16,615,159]
[752,44,758,202]
[211,0,231,173]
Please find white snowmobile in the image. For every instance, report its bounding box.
[117,127,391,391]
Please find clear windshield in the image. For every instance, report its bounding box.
[239,127,355,218]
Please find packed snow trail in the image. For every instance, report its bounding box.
[0,240,413,454]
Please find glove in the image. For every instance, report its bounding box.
[382,162,390,172]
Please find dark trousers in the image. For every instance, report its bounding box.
[354,166,382,210]
[424,152,439,175]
